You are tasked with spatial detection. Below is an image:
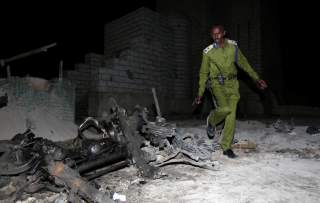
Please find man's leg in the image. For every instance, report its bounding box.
[207,87,231,126]
[220,98,239,151]
[207,88,231,139]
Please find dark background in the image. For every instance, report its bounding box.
[0,1,157,78]
[0,1,319,107]
[277,1,318,107]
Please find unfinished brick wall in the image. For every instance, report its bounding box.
[103,8,174,97]
[68,7,193,119]
[65,63,92,120]
[156,0,213,101]
[168,14,192,99]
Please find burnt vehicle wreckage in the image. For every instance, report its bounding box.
[0,97,217,202]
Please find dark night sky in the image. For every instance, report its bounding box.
[0,1,319,106]
[0,1,156,79]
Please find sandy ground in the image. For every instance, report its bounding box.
[95,120,320,203]
[2,119,320,203]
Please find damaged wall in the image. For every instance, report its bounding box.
[0,77,75,121]
[67,2,286,120]
[67,7,193,119]
[0,77,78,141]
[65,63,92,120]
[157,0,213,99]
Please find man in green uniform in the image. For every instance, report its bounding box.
[195,25,267,158]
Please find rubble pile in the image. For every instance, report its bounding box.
[0,77,77,141]
[0,98,217,202]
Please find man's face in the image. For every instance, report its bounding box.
[211,27,225,44]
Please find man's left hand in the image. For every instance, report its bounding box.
[256,79,267,90]
[193,96,203,105]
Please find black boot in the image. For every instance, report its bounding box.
[223,149,237,158]
[207,124,216,139]
[206,116,216,139]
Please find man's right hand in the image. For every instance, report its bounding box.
[193,96,203,105]
[256,79,268,90]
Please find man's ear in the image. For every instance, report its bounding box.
[223,30,227,36]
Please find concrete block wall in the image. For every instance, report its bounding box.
[89,7,192,117]
[65,62,94,120]
[103,7,175,97]
[48,79,75,121]
[68,7,194,119]
[85,53,105,67]
[156,0,214,101]
[168,14,192,99]
[104,8,147,58]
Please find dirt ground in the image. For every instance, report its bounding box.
[97,120,320,203]
[2,119,320,203]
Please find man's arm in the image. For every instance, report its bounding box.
[198,53,210,97]
[236,48,267,89]
[194,53,210,104]
[236,48,260,81]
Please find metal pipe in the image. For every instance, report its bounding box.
[77,147,128,173]
[152,87,162,117]
[84,160,130,180]
[1,43,57,67]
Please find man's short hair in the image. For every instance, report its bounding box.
[211,25,225,32]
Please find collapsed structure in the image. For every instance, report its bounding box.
[0,77,76,142]
[0,98,217,202]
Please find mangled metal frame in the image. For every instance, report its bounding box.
[0,97,216,202]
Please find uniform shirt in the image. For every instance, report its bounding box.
[197,39,260,97]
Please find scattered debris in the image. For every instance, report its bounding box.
[0,98,217,202]
[0,124,128,202]
[232,139,257,151]
[272,118,294,133]
[275,148,320,159]
[48,161,114,203]
[306,126,320,135]
[113,192,126,202]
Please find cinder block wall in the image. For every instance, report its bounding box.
[103,8,175,97]
[168,14,192,99]
[156,0,213,101]
[101,7,175,116]
[68,7,193,119]
[65,62,93,120]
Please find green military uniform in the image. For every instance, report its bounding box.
[197,39,260,151]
